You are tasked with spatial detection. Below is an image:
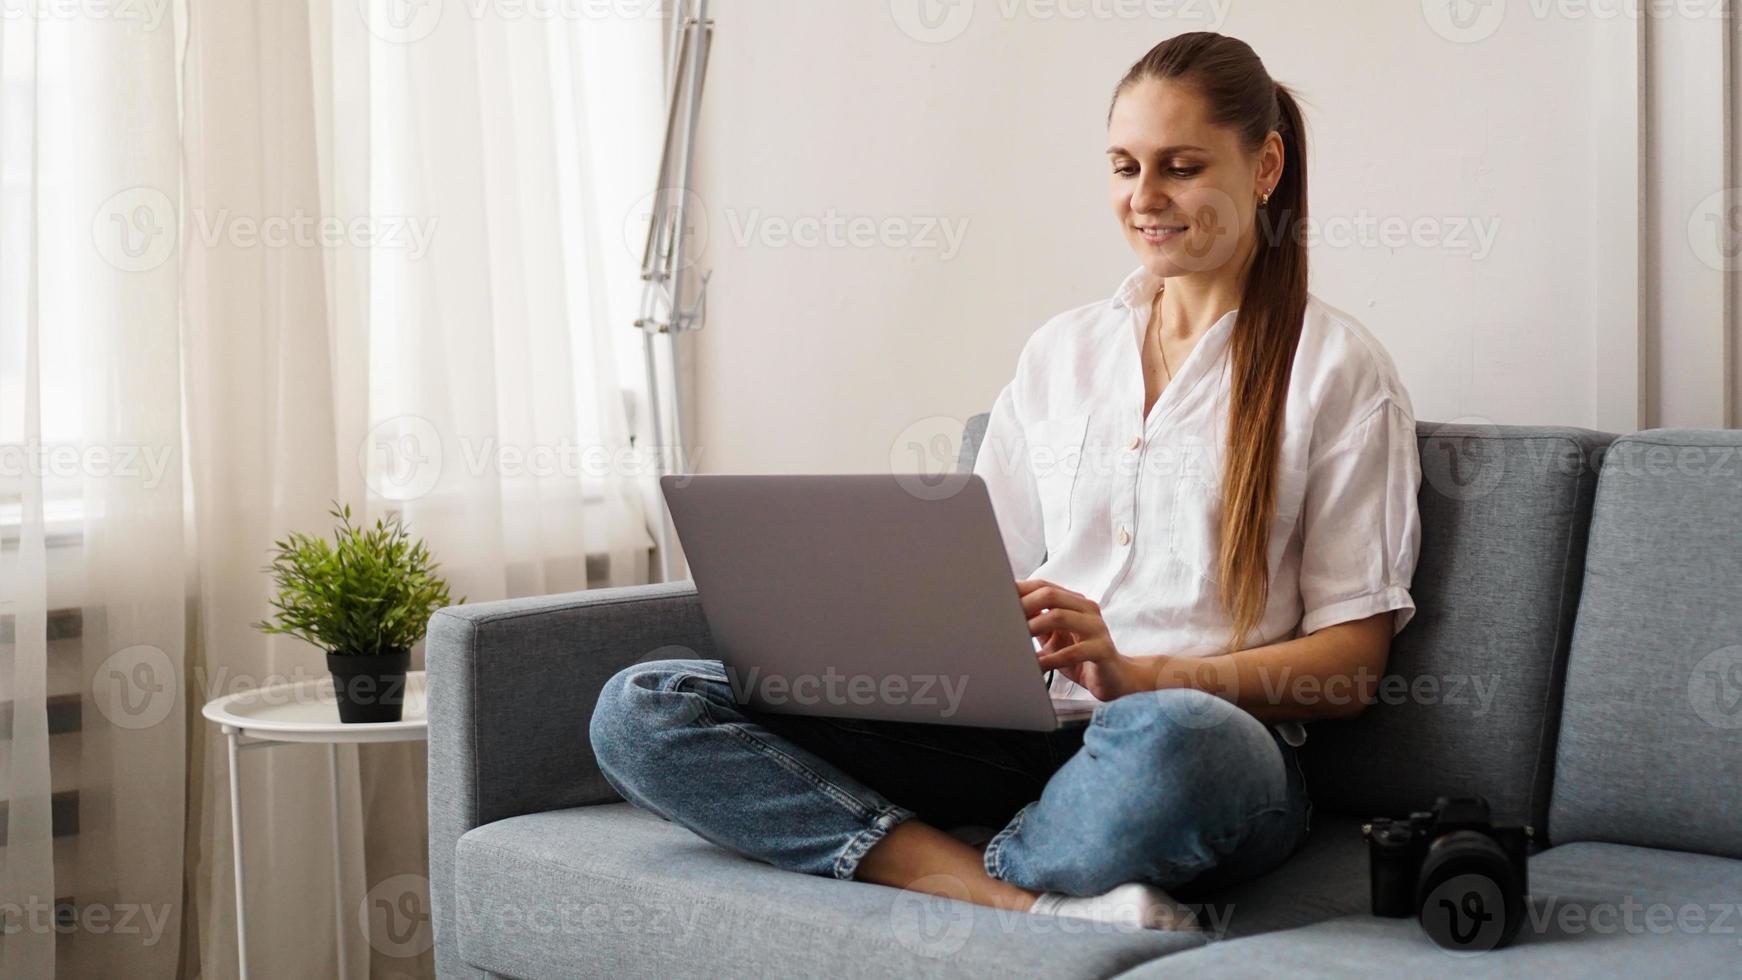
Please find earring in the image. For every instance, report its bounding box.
[1259,189,1272,207]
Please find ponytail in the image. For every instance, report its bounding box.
[1219,81,1308,652]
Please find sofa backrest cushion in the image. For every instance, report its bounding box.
[960,414,1612,828]
[1298,422,1611,828]
[959,412,989,475]
[1548,430,1742,856]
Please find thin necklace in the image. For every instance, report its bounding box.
[1151,288,1174,384]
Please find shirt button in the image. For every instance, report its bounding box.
[1126,435,1142,451]
[1116,526,1131,546]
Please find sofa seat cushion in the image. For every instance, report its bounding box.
[452,803,1204,980]
[1113,841,1742,978]
[1201,815,1371,938]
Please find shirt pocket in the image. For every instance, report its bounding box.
[1168,456,1308,584]
[1023,411,1092,557]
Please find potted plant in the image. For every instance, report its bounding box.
[255,504,461,723]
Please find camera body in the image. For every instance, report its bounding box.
[1365,796,1532,951]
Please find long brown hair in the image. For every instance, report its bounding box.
[1111,33,1309,652]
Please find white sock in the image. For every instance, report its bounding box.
[1028,882,1201,932]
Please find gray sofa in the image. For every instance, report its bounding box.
[427,419,1742,978]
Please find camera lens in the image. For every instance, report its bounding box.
[1414,831,1525,952]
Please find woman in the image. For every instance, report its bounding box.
[591,32,1421,932]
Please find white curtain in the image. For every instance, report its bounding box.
[1,6,187,979]
[2,2,665,977]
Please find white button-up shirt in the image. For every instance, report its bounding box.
[975,267,1423,714]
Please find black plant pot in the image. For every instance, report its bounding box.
[326,650,410,723]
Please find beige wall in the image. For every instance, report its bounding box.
[679,0,1740,477]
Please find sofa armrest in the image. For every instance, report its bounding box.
[426,580,715,978]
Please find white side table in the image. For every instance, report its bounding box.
[202,671,428,980]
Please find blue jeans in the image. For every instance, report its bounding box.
[590,659,1312,897]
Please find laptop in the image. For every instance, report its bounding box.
[659,472,1097,731]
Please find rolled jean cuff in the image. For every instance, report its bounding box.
[980,801,1034,883]
[834,804,916,880]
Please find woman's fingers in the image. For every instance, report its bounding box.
[1027,606,1103,639]
[1036,638,1110,671]
[1036,629,1079,656]
[1018,582,1095,616]
[1017,579,1083,601]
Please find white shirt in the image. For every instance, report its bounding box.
[975,267,1423,726]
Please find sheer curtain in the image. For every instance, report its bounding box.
[3,2,664,977]
[1,7,187,979]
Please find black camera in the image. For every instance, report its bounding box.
[1364,796,1532,951]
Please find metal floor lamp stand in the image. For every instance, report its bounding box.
[634,0,714,583]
